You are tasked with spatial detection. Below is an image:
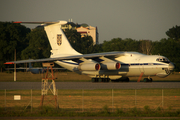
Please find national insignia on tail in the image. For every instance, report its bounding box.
[57,34,62,46]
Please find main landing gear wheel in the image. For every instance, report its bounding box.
[111,77,130,82]
[143,78,153,82]
[91,78,110,82]
[124,77,130,82]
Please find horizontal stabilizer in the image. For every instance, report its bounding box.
[13,21,68,25]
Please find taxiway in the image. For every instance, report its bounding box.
[0,82,180,90]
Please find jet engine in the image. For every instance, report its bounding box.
[101,62,121,70]
[78,63,101,71]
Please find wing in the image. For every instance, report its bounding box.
[5,51,124,64]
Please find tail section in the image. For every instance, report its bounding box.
[44,21,81,58]
[13,21,81,57]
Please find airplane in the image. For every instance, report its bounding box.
[6,62,65,74]
[5,20,175,82]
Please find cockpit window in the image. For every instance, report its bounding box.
[156,57,170,63]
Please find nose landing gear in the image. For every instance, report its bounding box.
[143,78,153,82]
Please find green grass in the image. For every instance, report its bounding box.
[0,89,180,110]
[0,89,180,117]
[0,106,180,117]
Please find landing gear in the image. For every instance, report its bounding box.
[111,77,129,82]
[92,77,130,83]
[143,78,153,82]
[91,78,110,82]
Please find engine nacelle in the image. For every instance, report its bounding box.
[101,62,121,70]
[78,63,101,71]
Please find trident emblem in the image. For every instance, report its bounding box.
[57,34,62,46]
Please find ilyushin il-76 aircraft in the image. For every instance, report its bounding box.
[5,20,175,82]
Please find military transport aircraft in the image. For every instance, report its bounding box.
[5,21,175,82]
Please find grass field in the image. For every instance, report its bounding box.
[0,89,180,117]
[0,71,180,82]
[0,89,180,110]
[1,71,180,117]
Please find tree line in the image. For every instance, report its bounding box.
[0,22,180,71]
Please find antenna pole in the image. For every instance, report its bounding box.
[14,49,16,81]
[40,62,58,108]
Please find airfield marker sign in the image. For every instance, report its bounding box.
[14,95,21,100]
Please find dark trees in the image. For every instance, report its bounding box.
[0,22,30,70]
[21,27,51,67]
[63,29,94,54]
[102,38,140,52]
[166,25,180,41]
[21,27,51,59]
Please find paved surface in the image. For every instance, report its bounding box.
[0,82,180,90]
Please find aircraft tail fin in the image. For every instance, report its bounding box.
[44,21,82,58]
[14,21,81,58]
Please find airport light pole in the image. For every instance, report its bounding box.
[14,49,16,81]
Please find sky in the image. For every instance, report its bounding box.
[1,0,180,43]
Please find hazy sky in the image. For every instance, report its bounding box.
[1,0,180,43]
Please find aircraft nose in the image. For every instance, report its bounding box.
[169,62,175,71]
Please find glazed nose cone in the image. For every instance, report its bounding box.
[169,62,175,71]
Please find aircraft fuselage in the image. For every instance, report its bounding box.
[55,52,174,80]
